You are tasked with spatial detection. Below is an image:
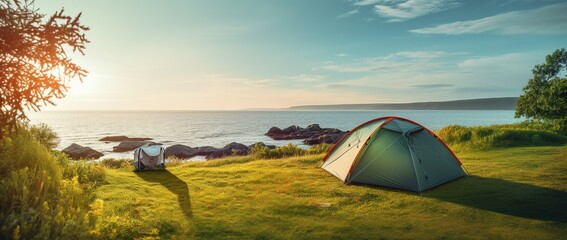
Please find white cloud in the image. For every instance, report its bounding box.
[316,51,539,103]
[323,51,447,73]
[289,74,325,82]
[336,53,348,57]
[410,83,454,88]
[373,0,460,22]
[457,53,528,68]
[354,0,401,6]
[394,51,447,59]
[337,8,360,19]
[410,3,567,35]
[246,79,279,86]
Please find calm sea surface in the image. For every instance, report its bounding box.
[29,110,521,159]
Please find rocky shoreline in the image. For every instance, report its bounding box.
[61,124,347,160]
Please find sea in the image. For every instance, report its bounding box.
[28,110,522,159]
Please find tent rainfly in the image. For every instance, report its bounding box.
[321,116,465,193]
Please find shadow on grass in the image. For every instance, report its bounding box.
[135,170,192,218]
[425,176,567,223]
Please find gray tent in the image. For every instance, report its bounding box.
[133,144,166,171]
[321,116,465,193]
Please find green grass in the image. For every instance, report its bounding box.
[3,124,566,239]
[95,146,567,239]
[437,123,567,151]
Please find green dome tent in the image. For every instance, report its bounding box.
[321,116,465,193]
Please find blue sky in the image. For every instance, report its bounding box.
[38,0,567,110]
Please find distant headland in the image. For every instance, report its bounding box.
[288,97,518,111]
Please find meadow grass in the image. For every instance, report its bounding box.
[2,124,566,239]
[95,145,567,239]
[437,124,567,151]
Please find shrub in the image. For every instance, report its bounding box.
[437,123,567,151]
[251,143,306,159]
[29,123,60,150]
[0,127,107,239]
[250,143,334,159]
[274,143,306,157]
[100,158,133,169]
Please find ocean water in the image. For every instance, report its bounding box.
[28,110,522,159]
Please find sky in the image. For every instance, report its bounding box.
[37,0,567,110]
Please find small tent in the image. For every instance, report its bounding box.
[133,144,166,171]
[321,116,465,193]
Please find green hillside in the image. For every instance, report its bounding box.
[95,146,567,239]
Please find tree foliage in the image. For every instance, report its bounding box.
[515,48,567,134]
[0,0,89,138]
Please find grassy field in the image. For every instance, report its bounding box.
[95,145,567,239]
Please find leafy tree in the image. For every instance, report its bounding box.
[0,0,89,138]
[515,48,567,134]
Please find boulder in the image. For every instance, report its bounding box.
[100,136,153,142]
[266,127,284,135]
[223,142,249,155]
[324,132,347,143]
[323,128,343,134]
[303,135,322,145]
[165,144,198,159]
[207,142,250,160]
[303,132,348,145]
[266,124,345,142]
[112,141,157,152]
[248,142,276,150]
[270,134,297,140]
[306,124,322,131]
[283,125,302,134]
[196,146,219,156]
[62,143,103,160]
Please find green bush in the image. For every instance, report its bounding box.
[437,123,567,151]
[29,123,60,150]
[61,160,107,188]
[251,143,306,159]
[100,158,133,169]
[250,143,332,159]
[0,127,108,239]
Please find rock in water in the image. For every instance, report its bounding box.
[306,124,322,131]
[196,146,219,156]
[207,142,250,159]
[283,125,302,134]
[248,142,276,150]
[303,132,347,145]
[165,144,198,159]
[99,136,153,142]
[266,123,345,144]
[112,141,157,152]
[62,143,104,160]
[266,127,284,135]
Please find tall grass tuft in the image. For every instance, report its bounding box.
[307,143,333,155]
[251,143,306,159]
[100,158,133,169]
[0,126,108,239]
[437,123,567,151]
[250,143,333,159]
